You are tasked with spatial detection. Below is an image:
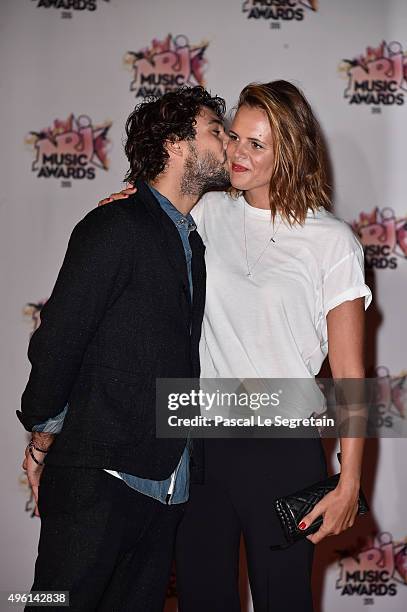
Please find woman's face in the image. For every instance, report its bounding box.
[227,105,274,194]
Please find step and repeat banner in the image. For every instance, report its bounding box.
[1,1,406,610]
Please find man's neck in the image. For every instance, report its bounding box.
[150,176,198,216]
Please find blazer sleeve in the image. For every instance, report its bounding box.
[17,205,134,431]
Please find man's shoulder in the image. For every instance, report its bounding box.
[74,194,141,239]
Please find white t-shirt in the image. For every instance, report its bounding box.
[191,191,372,391]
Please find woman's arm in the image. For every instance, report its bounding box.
[98,184,136,206]
[299,297,366,544]
[328,297,366,489]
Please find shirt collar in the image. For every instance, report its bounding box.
[148,184,196,231]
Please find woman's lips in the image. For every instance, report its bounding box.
[231,163,249,173]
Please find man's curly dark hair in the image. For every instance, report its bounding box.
[124,86,226,184]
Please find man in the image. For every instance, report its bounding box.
[18,86,229,611]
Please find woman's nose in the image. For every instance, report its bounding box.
[233,142,248,160]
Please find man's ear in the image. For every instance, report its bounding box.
[165,138,184,158]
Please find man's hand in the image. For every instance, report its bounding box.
[22,432,55,517]
[98,184,136,207]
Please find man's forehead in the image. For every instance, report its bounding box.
[198,106,223,124]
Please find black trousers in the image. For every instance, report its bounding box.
[176,434,327,612]
[27,465,184,612]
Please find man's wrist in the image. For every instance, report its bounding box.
[31,431,55,452]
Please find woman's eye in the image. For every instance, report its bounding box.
[228,133,237,140]
[213,130,221,135]
[252,142,262,149]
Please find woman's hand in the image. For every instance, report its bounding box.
[98,184,136,207]
[298,480,360,544]
[302,296,366,545]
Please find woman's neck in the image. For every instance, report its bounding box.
[243,187,271,210]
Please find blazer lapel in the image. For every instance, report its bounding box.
[190,230,206,320]
[135,180,191,308]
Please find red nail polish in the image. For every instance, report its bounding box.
[298,521,306,530]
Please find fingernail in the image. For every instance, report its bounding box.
[298,521,307,530]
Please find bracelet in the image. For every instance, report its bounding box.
[29,439,49,453]
[28,445,45,466]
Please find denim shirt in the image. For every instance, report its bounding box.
[33,184,197,505]
[150,185,196,297]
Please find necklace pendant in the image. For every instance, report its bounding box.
[247,271,252,277]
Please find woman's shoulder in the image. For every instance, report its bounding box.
[190,190,233,226]
[307,207,359,243]
[306,207,364,266]
[201,190,234,208]
[305,207,363,269]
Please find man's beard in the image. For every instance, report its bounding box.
[180,143,230,198]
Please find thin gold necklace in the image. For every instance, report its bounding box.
[243,201,282,277]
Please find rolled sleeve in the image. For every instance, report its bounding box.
[31,405,68,434]
[323,248,372,316]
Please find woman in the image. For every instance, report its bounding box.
[103,80,371,612]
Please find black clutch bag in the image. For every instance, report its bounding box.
[271,453,369,550]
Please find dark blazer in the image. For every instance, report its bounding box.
[18,180,205,481]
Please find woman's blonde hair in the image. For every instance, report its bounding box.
[231,80,331,225]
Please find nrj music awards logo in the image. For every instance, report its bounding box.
[23,300,46,336]
[336,532,407,598]
[352,207,407,269]
[373,367,407,433]
[31,0,110,13]
[124,34,208,99]
[25,114,111,184]
[242,0,318,25]
[339,41,407,106]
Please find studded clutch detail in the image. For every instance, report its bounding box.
[271,453,369,549]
